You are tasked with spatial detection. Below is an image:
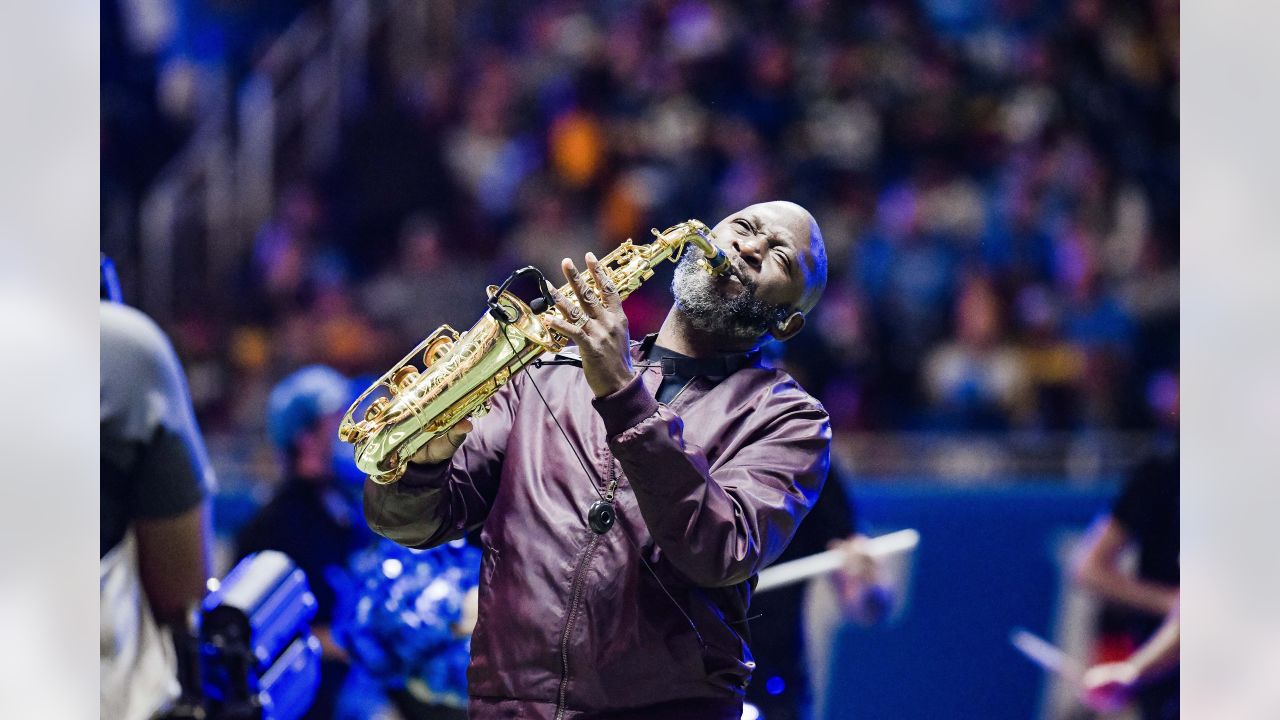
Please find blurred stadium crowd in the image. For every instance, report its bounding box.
[102,0,1178,443]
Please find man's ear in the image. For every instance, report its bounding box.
[771,312,806,342]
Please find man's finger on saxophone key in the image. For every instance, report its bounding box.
[549,287,584,327]
[561,258,602,318]
[584,252,619,307]
[545,313,587,345]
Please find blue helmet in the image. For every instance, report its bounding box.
[266,365,351,451]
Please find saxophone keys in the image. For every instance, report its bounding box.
[337,421,360,443]
[391,365,420,390]
[424,335,454,367]
[364,396,391,422]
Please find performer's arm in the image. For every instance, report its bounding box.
[1126,599,1181,677]
[362,375,521,549]
[1072,516,1178,616]
[136,504,210,626]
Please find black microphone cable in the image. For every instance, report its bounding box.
[489,289,709,650]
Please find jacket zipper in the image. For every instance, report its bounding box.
[553,373,687,718]
[554,532,602,720]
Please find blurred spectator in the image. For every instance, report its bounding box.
[922,275,1029,430]
[1014,283,1088,430]
[361,213,490,346]
[247,184,351,322]
[443,51,540,224]
[504,184,600,277]
[855,180,959,396]
[334,59,466,273]
[233,366,374,719]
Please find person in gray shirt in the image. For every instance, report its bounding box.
[101,298,213,720]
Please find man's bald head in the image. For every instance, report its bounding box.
[784,203,828,314]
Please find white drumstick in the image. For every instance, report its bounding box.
[1009,627,1085,685]
[755,528,920,593]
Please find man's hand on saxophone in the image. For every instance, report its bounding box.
[544,252,637,399]
[409,418,474,465]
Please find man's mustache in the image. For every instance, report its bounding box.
[723,256,758,291]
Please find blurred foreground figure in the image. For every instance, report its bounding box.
[746,464,895,720]
[365,201,831,719]
[1073,371,1179,719]
[101,298,213,720]
[235,365,372,718]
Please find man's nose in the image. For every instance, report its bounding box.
[732,235,765,268]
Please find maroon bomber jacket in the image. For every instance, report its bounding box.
[363,341,831,720]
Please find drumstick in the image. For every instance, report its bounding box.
[755,529,919,593]
[1009,627,1085,685]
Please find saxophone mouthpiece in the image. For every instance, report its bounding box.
[703,245,730,276]
[686,223,731,277]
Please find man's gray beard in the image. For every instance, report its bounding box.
[670,253,791,341]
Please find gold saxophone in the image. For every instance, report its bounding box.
[339,219,729,484]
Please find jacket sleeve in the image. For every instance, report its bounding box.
[362,373,522,549]
[593,373,831,588]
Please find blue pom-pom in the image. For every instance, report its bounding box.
[332,539,481,706]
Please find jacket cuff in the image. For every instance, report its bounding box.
[398,458,451,489]
[592,373,659,437]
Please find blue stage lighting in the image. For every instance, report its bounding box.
[765,675,786,695]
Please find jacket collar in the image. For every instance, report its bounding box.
[635,333,763,378]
